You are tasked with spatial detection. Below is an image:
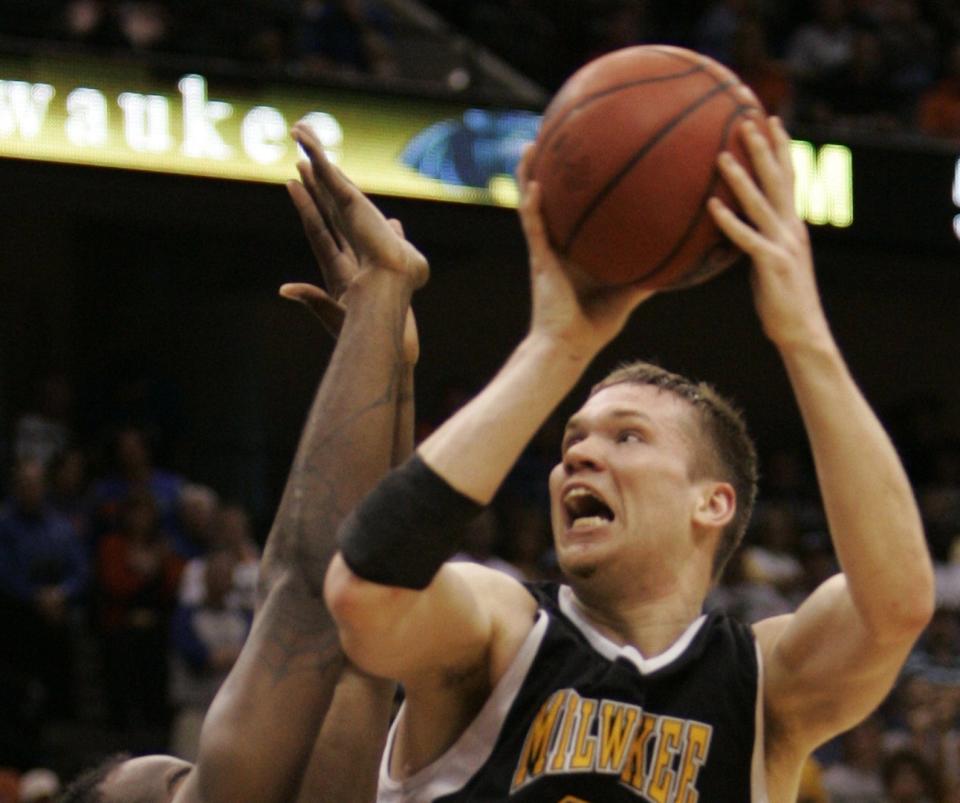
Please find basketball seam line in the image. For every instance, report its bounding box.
[533,64,706,177]
[560,79,739,255]
[635,103,757,287]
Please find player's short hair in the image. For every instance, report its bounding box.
[57,753,129,803]
[591,361,758,579]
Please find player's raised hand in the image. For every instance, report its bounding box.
[291,121,428,289]
[707,117,831,351]
[282,123,423,364]
[517,144,653,358]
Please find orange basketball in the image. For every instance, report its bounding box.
[529,45,766,290]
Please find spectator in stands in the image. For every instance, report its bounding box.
[89,425,184,541]
[54,0,128,50]
[115,1,171,52]
[817,28,906,131]
[0,459,87,720]
[451,508,525,581]
[908,607,960,679]
[919,40,960,140]
[210,502,259,611]
[12,373,75,471]
[706,547,794,623]
[881,748,945,802]
[785,0,856,123]
[16,768,59,803]
[296,0,397,77]
[876,0,938,101]
[172,483,218,561]
[580,1,652,66]
[48,447,92,547]
[177,502,259,623]
[0,768,17,803]
[168,550,251,761]
[691,0,749,66]
[467,0,559,90]
[821,714,887,802]
[729,16,794,121]
[96,489,183,730]
[741,500,805,596]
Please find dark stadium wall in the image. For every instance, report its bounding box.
[0,158,957,526]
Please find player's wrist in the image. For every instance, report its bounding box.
[522,328,600,372]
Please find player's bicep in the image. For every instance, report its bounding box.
[756,574,914,749]
[326,556,509,682]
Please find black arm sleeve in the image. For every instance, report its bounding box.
[338,454,485,590]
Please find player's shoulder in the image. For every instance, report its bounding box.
[444,560,538,610]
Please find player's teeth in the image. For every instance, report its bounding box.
[572,516,607,528]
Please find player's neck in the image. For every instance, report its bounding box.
[569,581,706,659]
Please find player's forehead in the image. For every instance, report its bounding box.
[102,756,192,803]
[566,382,691,433]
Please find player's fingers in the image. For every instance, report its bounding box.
[279,283,346,335]
[295,159,350,256]
[286,181,352,293]
[739,120,788,215]
[293,123,355,208]
[518,181,549,255]
[295,159,319,197]
[387,218,405,238]
[716,151,781,238]
[516,142,535,190]
[769,116,796,192]
[707,197,773,257]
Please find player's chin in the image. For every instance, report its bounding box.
[557,539,612,579]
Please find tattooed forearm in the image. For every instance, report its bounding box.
[261,273,414,611]
[251,572,346,684]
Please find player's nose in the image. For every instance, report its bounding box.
[563,436,606,473]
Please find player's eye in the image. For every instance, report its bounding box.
[617,430,643,444]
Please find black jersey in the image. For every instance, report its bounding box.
[378,582,767,802]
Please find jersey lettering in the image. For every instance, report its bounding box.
[511,691,714,800]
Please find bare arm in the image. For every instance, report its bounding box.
[710,118,934,756]
[176,123,426,803]
[324,154,652,686]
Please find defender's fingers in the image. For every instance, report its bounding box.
[287,181,351,291]
[292,123,354,207]
[295,162,349,256]
[279,283,346,335]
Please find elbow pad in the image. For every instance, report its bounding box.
[338,454,484,590]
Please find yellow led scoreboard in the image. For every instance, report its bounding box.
[1,51,956,250]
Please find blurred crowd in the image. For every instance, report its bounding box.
[0,371,260,801]
[4,0,960,139]
[430,0,960,138]
[1,366,957,800]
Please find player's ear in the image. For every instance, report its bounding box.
[692,481,735,530]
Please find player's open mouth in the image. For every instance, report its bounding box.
[563,486,615,529]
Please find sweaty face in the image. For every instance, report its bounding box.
[100,755,192,803]
[548,383,703,582]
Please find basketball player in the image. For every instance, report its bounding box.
[58,121,427,803]
[324,116,935,801]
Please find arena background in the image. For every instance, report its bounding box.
[1,1,960,799]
